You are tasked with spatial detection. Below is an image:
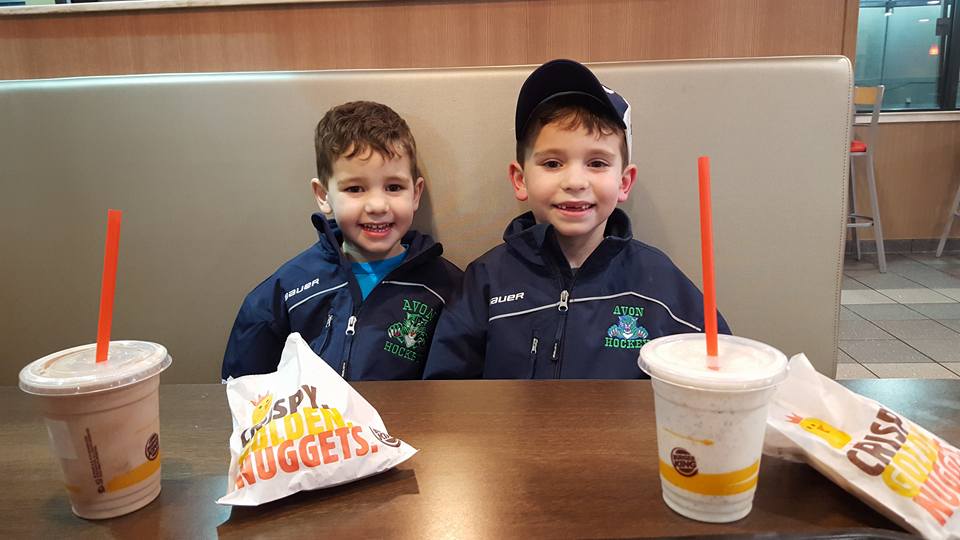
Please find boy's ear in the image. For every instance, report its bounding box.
[617,164,639,203]
[412,176,425,211]
[311,178,333,214]
[508,161,528,202]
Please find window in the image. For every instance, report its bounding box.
[854,0,960,111]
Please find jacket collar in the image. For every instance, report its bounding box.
[310,212,441,271]
[502,208,633,274]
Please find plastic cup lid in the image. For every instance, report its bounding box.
[19,341,172,396]
[638,333,787,392]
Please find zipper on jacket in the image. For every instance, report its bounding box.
[552,289,570,378]
[334,239,434,380]
[529,335,540,378]
[317,314,334,356]
[340,314,358,378]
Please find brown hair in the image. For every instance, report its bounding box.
[516,97,628,166]
[314,101,421,187]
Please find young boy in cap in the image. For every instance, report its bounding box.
[424,59,730,379]
[223,101,462,381]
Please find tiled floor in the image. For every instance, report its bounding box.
[839,252,960,380]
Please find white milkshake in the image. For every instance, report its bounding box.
[639,333,788,522]
[19,341,172,519]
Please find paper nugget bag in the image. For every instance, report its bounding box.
[218,333,417,506]
[764,354,960,540]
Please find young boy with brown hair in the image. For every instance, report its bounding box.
[223,101,462,381]
[424,60,729,379]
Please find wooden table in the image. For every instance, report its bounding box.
[4,379,957,538]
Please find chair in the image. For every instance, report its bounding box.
[936,182,960,257]
[847,85,887,273]
[0,57,852,380]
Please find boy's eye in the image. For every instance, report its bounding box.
[588,159,610,168]
[343,186,363,193]
[385,184,404,192]
[542,159,562,169]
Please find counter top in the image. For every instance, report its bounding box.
[5,379,958,537]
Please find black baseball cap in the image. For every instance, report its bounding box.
[515,59,633,161]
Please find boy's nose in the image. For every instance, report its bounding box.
[364,195,389,214]
[560,170,589,191]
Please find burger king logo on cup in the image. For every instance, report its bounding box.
[145,433,160,461]
[671,447,698,477]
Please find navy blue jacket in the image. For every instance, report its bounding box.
[423,209,731,379]
[223,214,463,381]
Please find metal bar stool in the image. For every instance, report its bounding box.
[937,182,960,257]
[848,85,887,273]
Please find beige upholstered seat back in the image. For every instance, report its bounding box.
[0,57,851,383]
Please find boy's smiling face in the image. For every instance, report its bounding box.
[510,121,636,265]
[312,147,424,263]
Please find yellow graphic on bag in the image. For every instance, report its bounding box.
[786,413,852,449]
[251,393,273,425]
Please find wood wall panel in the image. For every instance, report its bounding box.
[0,0,849,80]
[853,122,960,240]
[842,0,859,60]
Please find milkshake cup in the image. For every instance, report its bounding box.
[639,333,788,523]
[19,341,172,519]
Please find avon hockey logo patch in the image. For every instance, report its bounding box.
[384,298,436,362]
[604,305,649,350]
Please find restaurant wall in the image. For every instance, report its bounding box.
[23,0,940,238]
[9,1,957,244]
[1,0,857,79]
[852,122,960,243]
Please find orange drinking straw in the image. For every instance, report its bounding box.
[697,157,719,367]
[95,209,123,363]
